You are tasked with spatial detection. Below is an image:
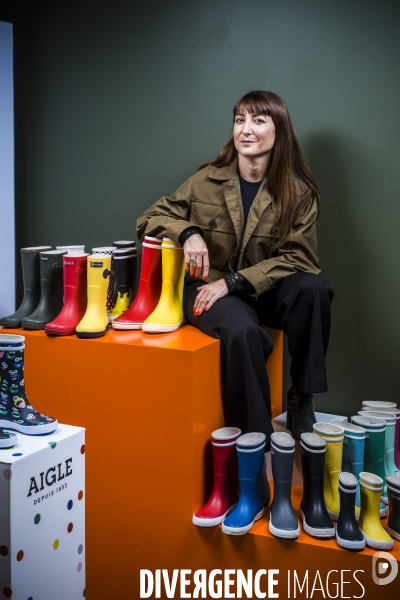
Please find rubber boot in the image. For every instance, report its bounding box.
[21,250,66,329]
[0,334,57,434]
[313,422,344,520]
[222,433,266,535]
[45,253,88,336]
[300,432,335,538]
[269,432,299,539]
[142,239,185,333]
[113,237,162,330]
[395,411,400,470]
[92,247,116,312]
[386,474,400,541]
[358,472,394,550]
[192,427,241,526]
[0,246,52,328]
[332,420,365,516]
[336,473,365,550]
[360,411,398,477]
[76,254,111,338]
[362,400,397,411]
[112,241,136,305]
[351,415,388,507]
[108,248,137,322]
[286,386,316,440]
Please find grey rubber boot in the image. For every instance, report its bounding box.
[0,246,52,328]
[21,250,66,329]
[336,472,365,550]
[269,432,299,539]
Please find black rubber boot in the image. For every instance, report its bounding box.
[0,246,52,328]
[300,432,335,538]
[336,472,365,550]
[108,247,138,321]
[386,474,400,541]
[112,240,136,304]
[286,386,316,440]
[269,432,299,539]
[21,250,66,330]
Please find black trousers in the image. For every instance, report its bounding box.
[183,272,334,450]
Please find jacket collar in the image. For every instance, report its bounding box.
[207,159,238,181]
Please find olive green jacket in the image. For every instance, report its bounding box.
[136,159,320,297]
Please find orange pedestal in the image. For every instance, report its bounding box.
[1,326,282,598]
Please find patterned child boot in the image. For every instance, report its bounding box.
[112,237,162,330]
[142,239,185,333]
[351,415,388,508]
[222,433,266,535]
[332,420,365,518]
[336,472,365,550]
[45,252,88,336]
[386,474,400,541]
[300,433,335,538]
[76,254,111,338]
[107,247,137,322]
[358,472,394,550]
[192,427,241,527]
[0,246,52,328]
[0,334,57,434]
[91,247,116,312]
[21,250,66,329]
[360,411,398,477]
[313,422,344,521]
[112,241,136,305]
[269,432,299,539]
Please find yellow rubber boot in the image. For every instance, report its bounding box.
[76,254,111,338]
[313,422,344,520]
[358,472,394,550]
[142,239,185,333]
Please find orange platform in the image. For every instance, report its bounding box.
[1,326,398,599]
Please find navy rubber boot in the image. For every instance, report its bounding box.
[269,432,299,539]
[336,472,365,551]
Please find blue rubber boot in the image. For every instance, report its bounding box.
[222,433,266,535]
[332,420,365,515]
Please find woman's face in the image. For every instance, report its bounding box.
[233,110,276,161]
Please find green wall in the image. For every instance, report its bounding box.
[3,0,400,416]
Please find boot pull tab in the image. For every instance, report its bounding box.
[103,269,114,279]
[52,263,63,274]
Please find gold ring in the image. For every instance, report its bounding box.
[205,297,211,303]
[189,259,196,265]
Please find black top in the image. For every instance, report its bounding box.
[238,173,263,222]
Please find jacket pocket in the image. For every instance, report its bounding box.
[190,201,235,234]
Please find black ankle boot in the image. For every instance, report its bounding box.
[286,386,316,440]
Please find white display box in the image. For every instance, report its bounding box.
[0,424,85,600]
[266,411,348,486]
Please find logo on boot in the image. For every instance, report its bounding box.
[372,551,398,585]
[27,458,73,497]
[90,262,103,267]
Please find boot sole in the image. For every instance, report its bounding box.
[221,508,264,535]
[362,532,394,550]
[335,532,365,550]
[387,526,400,541]
[0,436,17,448]
[269,518,300,539]
[0,420,58,435]
[112,321,142,330]
[142,319,185,333]
[45,329,76,336]
[192,504,237,527]
[300,509,335,538]
[76,327,109,338]
[21,323,46,330]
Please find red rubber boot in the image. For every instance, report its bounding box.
[45,253,88,336]
[192,427,241,527]
[112,237,162,329]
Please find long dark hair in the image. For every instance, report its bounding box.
[198,90,319,249]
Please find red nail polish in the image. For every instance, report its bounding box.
[204,275,208,279]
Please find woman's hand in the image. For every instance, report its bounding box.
[183,234,210,279]
[194,279,228,316]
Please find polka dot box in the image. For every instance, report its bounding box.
[0,424,85,599]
